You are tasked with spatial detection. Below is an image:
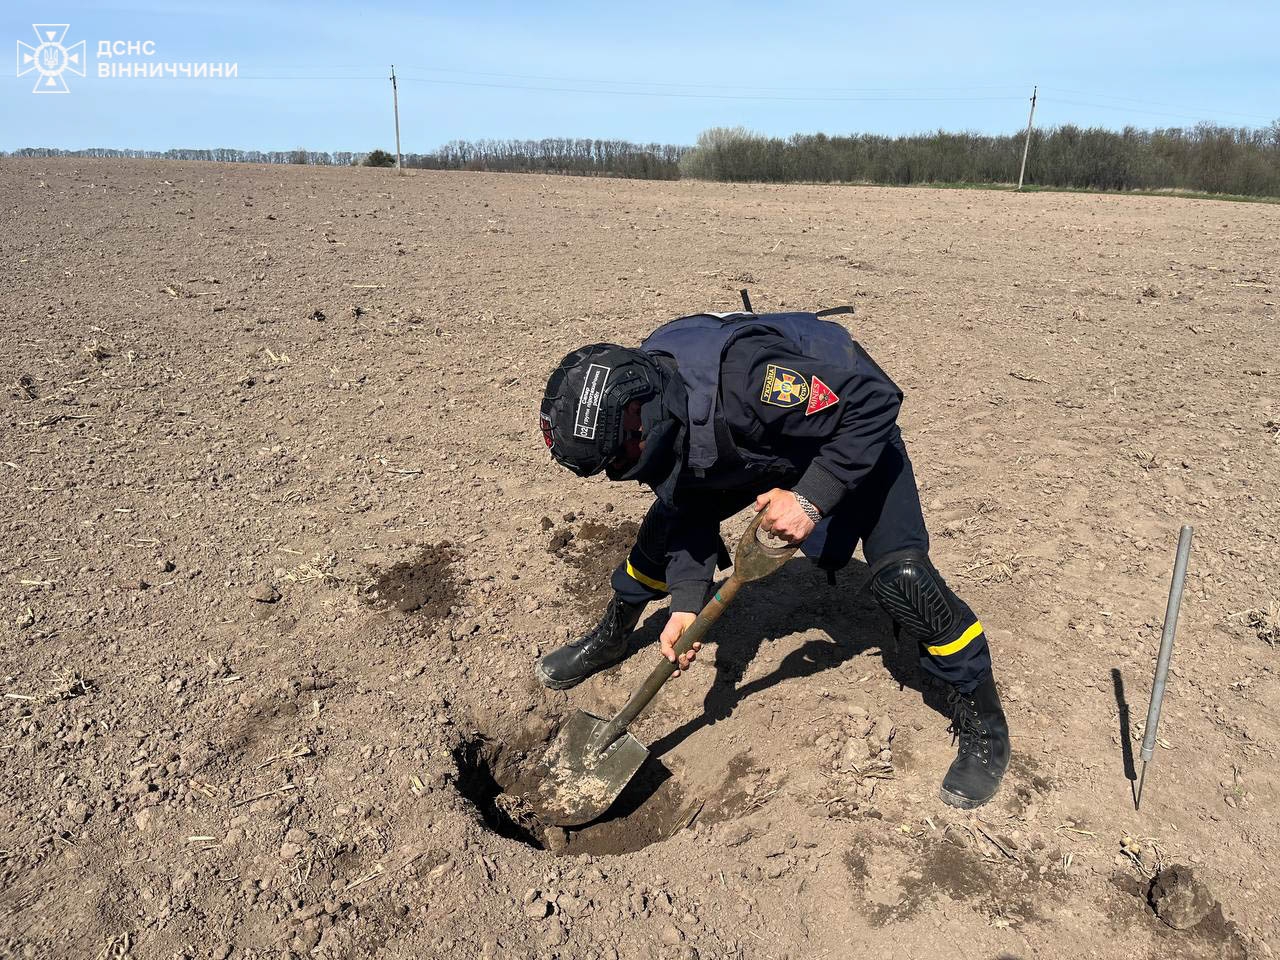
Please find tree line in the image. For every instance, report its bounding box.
[7,121,1280,195]
[679,123,1280,196]
[1,139,687,180]
[2,147,366,166]
[411,138,687,179]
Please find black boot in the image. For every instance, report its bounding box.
[939,671,1011,809]
[536,595,645,690]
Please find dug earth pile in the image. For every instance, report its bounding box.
[1,159,1277,959]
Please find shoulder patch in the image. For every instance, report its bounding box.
[760,364,810,408]
[805,376,839,415]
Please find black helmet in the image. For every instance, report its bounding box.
[540,344,663,476]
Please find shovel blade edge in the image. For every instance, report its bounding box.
[531,710,649,827]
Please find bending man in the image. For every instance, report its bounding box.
[536,305,1011,809]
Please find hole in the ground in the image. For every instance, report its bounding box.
[452,731,726,857]
[451,736,546,848]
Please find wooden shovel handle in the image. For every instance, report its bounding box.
[597,574,743,744]
[594,512,797,748]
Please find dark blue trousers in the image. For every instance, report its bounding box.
[610,432,993,691]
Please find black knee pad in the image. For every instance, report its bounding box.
[869,551,964,645]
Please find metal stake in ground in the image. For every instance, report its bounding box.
[1136,524,1194,810]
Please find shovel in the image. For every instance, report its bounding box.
[532,511,798,827]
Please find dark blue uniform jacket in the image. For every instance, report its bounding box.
[659,330,903,611]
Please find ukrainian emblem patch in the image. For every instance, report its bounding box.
[760,365,810,408]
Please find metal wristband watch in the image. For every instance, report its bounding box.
[793,492,822,524]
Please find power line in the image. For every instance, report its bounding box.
[229,63,1276,123]
[1045,97,1257,124]
[234,73,1023,103]
[224,72,1270,124]
[399,76,1027,103]
[394,65,1027,95]
[1044,87,1273,123]
[234,75,385,80]
[239,61,1029,95]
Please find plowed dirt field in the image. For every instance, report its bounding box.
[2,159,1278,959]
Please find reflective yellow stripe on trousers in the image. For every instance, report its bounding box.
[926,621,983,657]
[625,560,668,592]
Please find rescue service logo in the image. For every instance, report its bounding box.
[16,24,85,94]
[14,27,237,93]
[760,365,810,408]
[760,365,840,415]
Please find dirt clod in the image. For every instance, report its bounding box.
[1149,864,1216,930]
[364,544,460,615]
[249,581,281,603]
[547,528,574,554]
[522,889,551,919]
[555,519,640,613]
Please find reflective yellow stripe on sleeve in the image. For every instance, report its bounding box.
[625,560,668,592]
[926,621,984,657]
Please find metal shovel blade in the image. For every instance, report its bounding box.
[531,710,649,827]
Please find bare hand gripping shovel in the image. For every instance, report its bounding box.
[532,512,797,827]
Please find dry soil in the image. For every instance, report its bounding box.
[2,159,1278,959]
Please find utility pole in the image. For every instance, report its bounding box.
[390,64,403,175]
[1017,85,1037,190]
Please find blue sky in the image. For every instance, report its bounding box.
[4,1,1277,153]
